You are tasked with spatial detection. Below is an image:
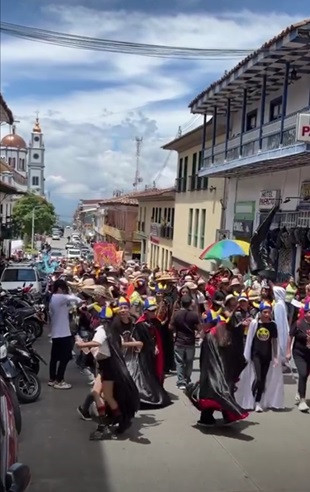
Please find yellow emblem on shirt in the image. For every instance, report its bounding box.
[256,327,270,341]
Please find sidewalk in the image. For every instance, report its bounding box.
[20,336,309,492]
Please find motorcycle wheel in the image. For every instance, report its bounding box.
[14,370,41,403]
[7,384,22,434]
[24,319,43,339]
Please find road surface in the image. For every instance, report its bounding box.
[19,236,310,492]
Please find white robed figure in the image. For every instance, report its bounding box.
[235,317,284,410]
[273,286,290,361]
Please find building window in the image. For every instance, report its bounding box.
[151,207,155,220]
[270,96,282,122]
[171,208,175,229]
[194,209,199,247]
[190,153,197,191]
[200,209,206,249]
[188,208,193,245]
[32,176,39,186]
[177,158,183,193]
[246,109,257,131]
[158,208,162,224]
[183,156,188,192]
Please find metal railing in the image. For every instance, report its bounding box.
[160,225,174,240]
[202,109,309,169]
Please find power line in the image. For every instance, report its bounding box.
[0,22,255,60]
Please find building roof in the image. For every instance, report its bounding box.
[81,199,103,204]
[163,117,226,152]
[189,19,310,114]
[100,195,138,206]
[134,187,175,201]
[1,130,27,149]
[0,94,14,124]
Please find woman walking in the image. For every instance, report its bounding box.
[48,279,83,389]
[286,302,310,412]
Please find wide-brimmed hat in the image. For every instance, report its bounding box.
[156,274,178,283]
[183,281,198,290]
[230,278,241,286]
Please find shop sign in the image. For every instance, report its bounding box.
[150,235,159,244]
[299,181,310,210]
[150,223,160,237]
[296,113,310,143]
[258,190,280,211]
[233,219,253,238]
[234,201,255,220]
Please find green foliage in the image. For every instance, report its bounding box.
[13,193,57,237]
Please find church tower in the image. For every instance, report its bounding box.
[28,117,45,196]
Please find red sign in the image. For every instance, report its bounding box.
[150,236,159,244]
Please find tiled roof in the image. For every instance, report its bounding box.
[133,187,175,199]
[99,195,138,206]
[0,93,14,124]
[81,199,103,204]
[99,187,175,206]
[189,19,310,108]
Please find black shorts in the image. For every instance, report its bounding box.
[97,357,117,381]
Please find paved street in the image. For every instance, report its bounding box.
[19,333,309,492]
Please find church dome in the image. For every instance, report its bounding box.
[1,131,27,149]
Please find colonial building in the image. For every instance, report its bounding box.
[98,195,140,260]
[190,19,310,282]
[163,122,226,273]
[136,187,175,269]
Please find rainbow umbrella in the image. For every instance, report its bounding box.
[199,239,250,261]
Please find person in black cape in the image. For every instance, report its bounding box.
[76,307,141,440]
[126,297,171,408]
[186,308,248,427]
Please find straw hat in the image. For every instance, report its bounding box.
[156,274,178,283]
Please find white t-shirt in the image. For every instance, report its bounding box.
[92,325,111,359]
[49,293,82,339]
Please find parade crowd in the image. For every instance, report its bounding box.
[46,257,310,439]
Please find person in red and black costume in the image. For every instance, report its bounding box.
[187,301,248,427]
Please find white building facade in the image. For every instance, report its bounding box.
[27,118,45,196]
[190,20,310,285]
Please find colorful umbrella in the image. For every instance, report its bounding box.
[199,239,250,261]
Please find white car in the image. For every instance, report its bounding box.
[67,249,81,260]
[52,233,61,240]
[50,250,63,260]
[0,266,42,292]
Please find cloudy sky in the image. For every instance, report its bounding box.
[1,1,308,219]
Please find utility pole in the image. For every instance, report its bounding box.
[133,137,143,190]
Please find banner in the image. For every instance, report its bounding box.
[93,242,123,267]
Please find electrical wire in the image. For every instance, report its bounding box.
[0,22,254,60]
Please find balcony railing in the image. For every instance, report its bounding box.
[160,225,174,240]
[188,175,209,191]
[202,110,307,170]
[175,177,186,193]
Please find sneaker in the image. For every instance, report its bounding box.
[48,381,55,387]
[89,425,112,441]
[178,385,187,390]
[255,403,263,413]
[298,401,309,413]
[54,381,72,390]
[295,393,301,404]
[77,406,92,421]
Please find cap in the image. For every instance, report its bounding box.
[99,306,114,319]
[259,302,273,312]
[144,297,157,311]
[118,296,130,307]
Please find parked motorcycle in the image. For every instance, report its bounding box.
[0,338,22,434]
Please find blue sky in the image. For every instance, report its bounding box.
[1,1,309,219]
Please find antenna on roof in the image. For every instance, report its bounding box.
[133,137,143,190]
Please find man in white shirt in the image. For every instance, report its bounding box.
[48,279,83,389]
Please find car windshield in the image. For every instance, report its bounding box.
[51,251,62,257]
[68,250,80,256]
[1,269,36,282]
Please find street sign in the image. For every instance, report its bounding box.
[296,113,310,142]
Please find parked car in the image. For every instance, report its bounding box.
[51,233,60,240]
[0,267,42,293]
[65,242,75,250]
[0,377,31,491]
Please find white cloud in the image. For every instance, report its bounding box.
[1,6,306,218]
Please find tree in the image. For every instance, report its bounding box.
[13,193,57,238]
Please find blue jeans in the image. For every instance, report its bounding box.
[174,345,195,387]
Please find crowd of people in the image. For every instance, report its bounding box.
[46,257,310,439]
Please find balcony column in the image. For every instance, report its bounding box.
[280,62,290,146]
[201,113,207,156]
[224,98,231,160]
[239,87,247,156]
[259,73,267,150]
[211,106,217,164]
